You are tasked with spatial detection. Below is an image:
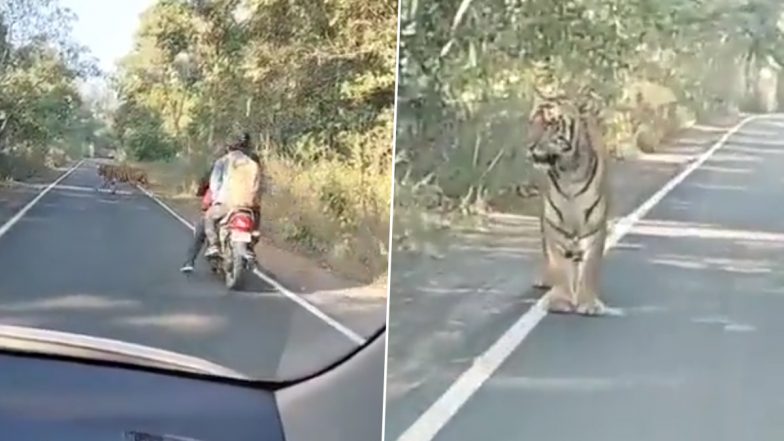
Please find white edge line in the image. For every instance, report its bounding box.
[605,113,760,248]
[0,160,85,241]
[6,181,133,196]
[394,114,764,441]
[133,182,366,346]
[382,0,404,439]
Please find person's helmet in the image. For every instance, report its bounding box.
[237,131,251,150]
[226,130,250,151]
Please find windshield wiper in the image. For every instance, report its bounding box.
[0,324,249,379]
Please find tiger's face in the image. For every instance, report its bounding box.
[526,100,580,170]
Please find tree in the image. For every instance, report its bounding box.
[396,0,784,212]
[113,0,396,168]
[0,0,101,176]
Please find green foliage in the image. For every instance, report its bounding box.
[397,0,784,213]
[113,0,395,164]
[113,100,176,161]
[123,123,177,162]
[0,0,102,178]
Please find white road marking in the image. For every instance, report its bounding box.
[605,115,763,248]
[134,182,366,345]
[0,160,85,241]
[6,181,133,195]
[394,114,765,441]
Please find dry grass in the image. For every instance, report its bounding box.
[0,147,72,182]
[262,157,391,282]
[133,158,203,199]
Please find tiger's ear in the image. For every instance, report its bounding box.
[529,85,552,124]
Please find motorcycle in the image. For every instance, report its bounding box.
[206,207,260,290]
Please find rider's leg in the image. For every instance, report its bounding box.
[250,205,261,251]
[203,203,229,256]
[181,216,206,272]
[252,206,261,230]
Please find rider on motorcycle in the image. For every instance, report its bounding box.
[203,133,262,258]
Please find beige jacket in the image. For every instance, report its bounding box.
[210,150,261,209]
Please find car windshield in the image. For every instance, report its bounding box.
[0,0,393,382]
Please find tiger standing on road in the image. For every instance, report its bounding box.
[525,89,610,316]
[97,163,149,193]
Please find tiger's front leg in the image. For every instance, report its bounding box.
[538,224,576,313]
[573,228,608,316]
[533,233,557,290]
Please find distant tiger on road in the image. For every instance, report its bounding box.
[97,163,149,193]
[525,89,610,316]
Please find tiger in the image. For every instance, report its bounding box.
[525,90,610,316]
[96,163,149,191]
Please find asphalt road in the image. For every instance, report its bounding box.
[0,160,365,380]
[387,115,784,440]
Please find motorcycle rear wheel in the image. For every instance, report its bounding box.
[223,241,247,290]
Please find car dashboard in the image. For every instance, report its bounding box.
[0,329,385,441]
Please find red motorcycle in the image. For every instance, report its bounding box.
[206,208,260,290]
